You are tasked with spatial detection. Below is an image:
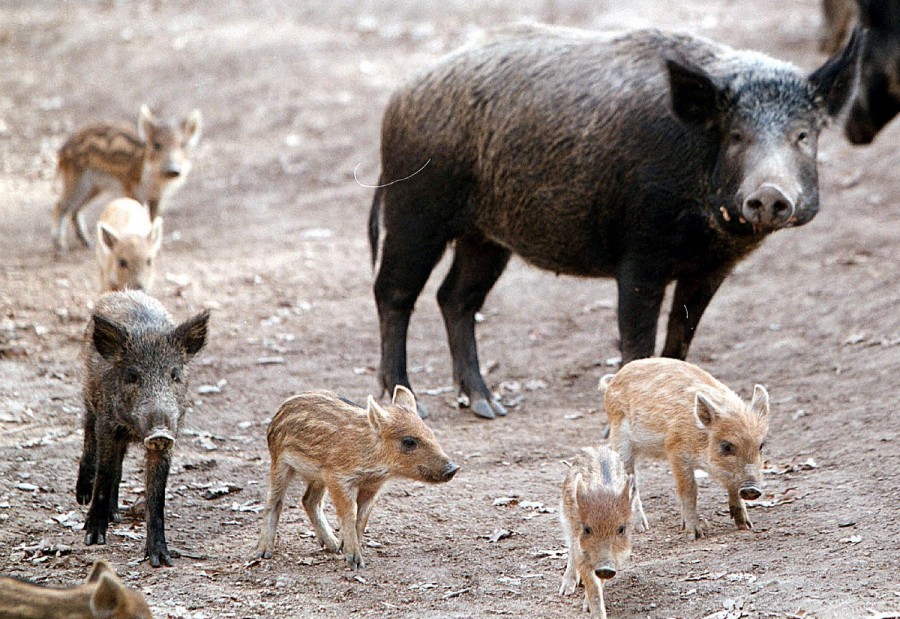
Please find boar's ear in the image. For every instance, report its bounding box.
[666,57,724,127]
[367,395,389,431]
[148,217,164,255]
[92,314,127,361]
[137,104,156,142]
[89,572,124,618]
[391,385,417,411]
[97,222,119,255]
[750,384,770,420]
[173,309,209,357]
[85,559,114,583]
[184,109,202,149]
[693,391,720,429]
[808,27,866,118]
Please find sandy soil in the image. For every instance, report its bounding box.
[0,1,897,618]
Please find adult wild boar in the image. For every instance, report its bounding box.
[844,0,899,144]
[369,25,862,419]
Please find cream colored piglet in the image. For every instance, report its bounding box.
[96,198,163,293]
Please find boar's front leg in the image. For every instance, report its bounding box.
[144,447,173,567]
[437,234,511,419]
[615,259,667,363]
[83,431,127,546]
[661,268,732,360]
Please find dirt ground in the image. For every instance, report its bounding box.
[0,1,897,618]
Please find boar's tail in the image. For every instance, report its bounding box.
[368,183,384,269]
[598,373,616,392]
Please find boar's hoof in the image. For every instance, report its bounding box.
[84,529,106,546]
[470,397,507,419]
[146,543,174,568]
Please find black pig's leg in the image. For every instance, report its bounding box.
[661,268,731,360]
[615,258,667,363]
[75,408,97,505]
[145,447,173,567]
[374,223,450,418]
[83,429,127,546]
[437,234,511,419]
[108,444,127,523]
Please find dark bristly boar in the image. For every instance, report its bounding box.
[255,386,459,570]
[601,358,770,539]
[844,0,900,144]
[559,446,634,619]
[76,290,209,567]
[369,25,862,419]
[0,559,153,619]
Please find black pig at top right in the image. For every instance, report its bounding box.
[370,25,863,419]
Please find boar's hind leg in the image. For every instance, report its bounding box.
[144,448,173,567]
[374,226,452,418]
[661,269,731,361]
[437,234,511,419]
[615,260,667,363]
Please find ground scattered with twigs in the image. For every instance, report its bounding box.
[1,1,898,618]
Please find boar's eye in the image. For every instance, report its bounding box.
[400,436,418,451]
[729,129,744,143]
[795,130,809,145]
[170,367,181,383]
[720,441,735,456]
[124,367,140,385]
[582,525,592,536]
[617,525,627,536]
[118,258,128,269]
[152,141,162,151]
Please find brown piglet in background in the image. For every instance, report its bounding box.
[559,446,634,619]
[255,386,459,570]
[53,104,200,253]
[601,358,770,539]
[96,197,163,293]
[0,559,153,619]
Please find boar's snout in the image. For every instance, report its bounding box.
[739,483,762,501]
[442,463,460,481]
[144,428,176,451]
[741,183,795,230]
[594,564,617,580]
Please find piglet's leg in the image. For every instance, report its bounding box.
[577,559,607,619]
[83,436,126,546]
[326,477,363,570]
[144,448,173,567]
[558,541,580,596]
[303,481,339,553]
[670,455,703,539]
[355,483,384,541]
[727,488,753,530]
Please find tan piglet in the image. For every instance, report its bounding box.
[255,386,459,570]
[96,198,163,293]
[601,358,770,539]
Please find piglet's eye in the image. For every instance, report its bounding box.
[170,368,181,383]
[401,436,418,450]
[720,441,735,456]
[124,368,140,385]
[118,258,128,269]
[617,525,627,536]
[582,525,592,536]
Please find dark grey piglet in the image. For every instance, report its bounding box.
[76,290,209,567]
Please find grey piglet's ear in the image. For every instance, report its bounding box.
[173,309,209,357]
[92,314,127,362]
